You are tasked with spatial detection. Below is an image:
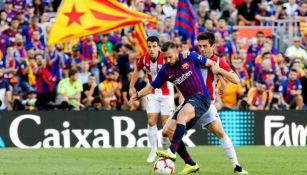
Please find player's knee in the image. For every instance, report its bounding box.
[148,119,157,126]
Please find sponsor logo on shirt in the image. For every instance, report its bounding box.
[174,71,192,85]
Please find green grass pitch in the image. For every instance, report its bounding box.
[0,146,307,175]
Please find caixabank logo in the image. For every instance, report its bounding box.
[8,114,196,149]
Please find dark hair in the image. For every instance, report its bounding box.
[68,69,78,77]
[262,52,271,58]
[266,35,273,40]
[290,68,297,73]
[257,31,264,36]
[89,73,95,77]
[34,53,43,60]
[197,32,215,46]
[113,43,123,52]
[232,29,238,33]
[161,41,176,52]
[146,36,159,44]
[125,44,133,51]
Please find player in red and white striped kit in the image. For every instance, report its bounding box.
[129,36,174,163]
[197,32,248,174]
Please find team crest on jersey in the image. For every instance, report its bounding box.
[182,63,189,69]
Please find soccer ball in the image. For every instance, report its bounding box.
[153,157,175,175]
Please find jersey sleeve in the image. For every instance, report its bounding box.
[218,57,231,72]
[136,55,145,71]
[150,66,168,89]
[186,52,207,67]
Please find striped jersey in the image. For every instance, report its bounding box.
[151,52,210,99]
[201,55,231,102]
[137,52,173,95]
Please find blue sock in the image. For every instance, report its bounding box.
[177,141,196,166]
[170,124,185,153]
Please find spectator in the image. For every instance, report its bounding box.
[113,43,139,84]
[226,29,239,60]
[238,0,258,25]
[284,0,298,18]
[0,11,9,33]
[204,19,215,33]
[46,45,61,82]
[57,69,83,110]
[276,53,289,82]
[99,69,119,110]
[0,33,9,56]
[247,31,265,62]
[81,74,99,107]
[2,17,20,43]
[144,0,156,14]
[274,1,288,20]
[216,80,244,110]
[3,0,16,23]
[3,46,18,85]
[197,1,209,21]
[121,69,140,111]
[26,30,44,51]
[216,17,231,39]
[255,1,274,26]
[294,2,307,20]
[300,64,307,108]
[34,53,55,110]
[233,57,250,94]
[162,0,176,18]
[14,33,27,59]
[16,11,29,31]
[18,61,36,93]
[285,37,307,62]
[268,0,278,15]
[164,16,175,40]
[279,69,304,109]
[78,61,91,84]
[290,58,305,79]
[247,81,272,110]
[71,45,83,71]
[0,67,12,111]
[90,97,104,111]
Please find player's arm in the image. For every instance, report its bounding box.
[130,67,167,103]
[185,52,217,70]
[129,68,141,96]
[216,67,240,84]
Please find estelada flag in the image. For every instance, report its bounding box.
[131,23,147,55]
[48,0,156,45]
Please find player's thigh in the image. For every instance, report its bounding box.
[160,95,174,125]
[146,94,161,114]
[199,104,219,129]
[162,118,177,139]
[206,118,225,139]
[177,103,195,125]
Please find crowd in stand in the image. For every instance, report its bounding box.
[0,0,307,111]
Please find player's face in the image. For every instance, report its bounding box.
[162,48,177,66]
[147,41,160,59]
[198,39,214,58]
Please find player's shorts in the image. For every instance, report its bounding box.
[198,104,219,128]
[146,93,174,116]
[172,93,210,130]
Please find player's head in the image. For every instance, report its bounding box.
[197,32,215,58]
[147,36,160,59]
[161,41,178,66]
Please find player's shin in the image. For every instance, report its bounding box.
[220,134,239,168]
[177,141,196,166]
[170,124,185,153]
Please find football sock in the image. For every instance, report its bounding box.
[148,125,158,153]
[170,124,185,153]
[162,137,171,150]
[220,134,239,168]
[177,141,196,166]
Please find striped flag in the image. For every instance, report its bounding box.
[175,0,198,46]
[131,23,147,55]
[48,0,156,45]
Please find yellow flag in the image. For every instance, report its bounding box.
[48,0,156,45]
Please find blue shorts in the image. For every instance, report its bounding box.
[172,93,210,130]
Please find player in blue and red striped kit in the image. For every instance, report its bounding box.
[130,41,219,174]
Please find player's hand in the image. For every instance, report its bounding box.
[129,88,136,97]
[210,63,220,75]
[129,93,139,105]
[182,51,190,59]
